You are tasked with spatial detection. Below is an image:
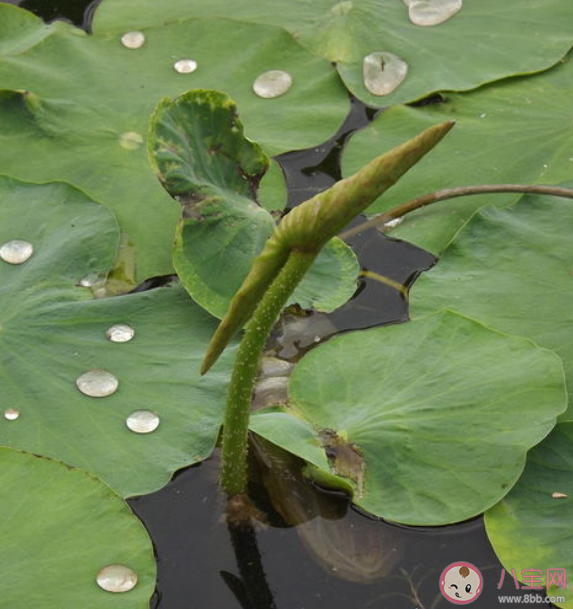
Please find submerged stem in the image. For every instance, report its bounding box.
[220,250,316,498]
[339,184,573,240]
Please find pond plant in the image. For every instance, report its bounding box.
[1,0,573,607]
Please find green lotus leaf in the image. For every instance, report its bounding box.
[0,4,348,280]
[292,237,359,313]
[94,0,573,107]
[172,196,275,319]
[342,56,573,254]
[250,406,330,471]
[0,177,235,497]
[485,423,573,609]
[175,207,358,318]
[0,447,155,608]
[0,4,56,55]
[257,159,287,213]
[151,89,359,318]
[149,89,271,201]
[252,311,566,525]
[410,192,573,420]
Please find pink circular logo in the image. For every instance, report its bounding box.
[439,561,483,605]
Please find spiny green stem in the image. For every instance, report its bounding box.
[339,184,573,240]
[220,249,317,497]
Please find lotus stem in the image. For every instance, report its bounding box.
[213,120,457,502]
[220,249,316,497]
[339,184,573,240]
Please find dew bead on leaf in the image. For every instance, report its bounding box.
[363,51,408,96]
[173,59,198,74]
[126,410,160,434]
[403,0,463,26]
[3,409,19,421]
[253,70,293,99]
[96,564,138,593]
[76,370,119,398]
[105,324,135,343]
[0,239,34,264]
[79,272,106,288]
[120,31,146,49]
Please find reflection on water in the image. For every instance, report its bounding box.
[130,449,546,609]
[253,437,404,584]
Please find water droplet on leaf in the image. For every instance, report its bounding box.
[4,408,20,421]
[253,70,293,99]
[0,240,33,264]
[119,132,143,150]
[79,272,106,288]
[363,52,408,96]
[403,0,462,26]
[106,324,135,343]
[126,409,160,434]
[174,59,197,74]
[76,370,119,398]
[96,564,138,593]
[120,31,146,49]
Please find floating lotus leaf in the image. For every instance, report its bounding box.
[0,4,348,279]
[0,4,55,55]
[150,90,359,318]
[251,406,330,471]
[251,311,566,525]
[0,447,155,608]
[0,177,235,497]
[175,211,358,318]
[342,56,573,254]
[485,423,573,609]
[410,192,573,420]
[94,0,573,107]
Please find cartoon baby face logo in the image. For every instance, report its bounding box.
[440,561,483,605]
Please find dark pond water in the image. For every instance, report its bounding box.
[2,0,100,29]
[2,2,555,608]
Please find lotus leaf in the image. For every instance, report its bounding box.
[342,56,573,254]
[150,89,359,318]
[252,311,566,525]
[0,3,348,279]
[251,406,330,471]
[0,176,235,497]
[485,423,573,609]
[94,0,573,107]
[410,192,573,420]
[0,447,155,608]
